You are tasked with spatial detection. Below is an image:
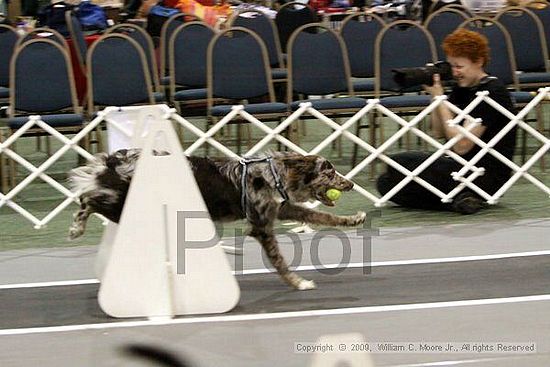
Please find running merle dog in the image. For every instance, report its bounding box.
[68,150,366,290]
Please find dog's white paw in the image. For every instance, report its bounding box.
[296,279,317,291]
[68,226,84,240]
[347,211,366,226]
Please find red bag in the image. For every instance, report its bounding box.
[309,0,330,10]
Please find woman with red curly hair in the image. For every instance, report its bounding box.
[377,28,516,214]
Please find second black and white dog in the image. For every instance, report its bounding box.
[69,150,366,290]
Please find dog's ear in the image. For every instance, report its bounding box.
[92,152,109,164]
[283,155,332,169]
[318,159,334,172]
[281,155,315,168]
[281,156,319,184]
[305,157,336,184]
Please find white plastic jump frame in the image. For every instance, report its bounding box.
[95,105,240,318]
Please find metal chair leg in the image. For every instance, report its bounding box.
[536,103,545,171]
[8,137,17,190]
[0,128,8,193]
[351,120,361,168]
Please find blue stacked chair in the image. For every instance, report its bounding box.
[8,38,84,130]
[528,0,550,55]
[230,9,287,84]
[424,7,469,60]
[357,20,437,171]
[87,33,156,114]
[169,21,216,116]
[340,12,385,96]
[495,6,550,90]
[106,23,163,101]
[159,12,200,87]
[207,27,289,153]
[459,17,532,106]
[7,38,86,188]
[65,10,88,74]
[275,2,317,54]
[0,25,19,103]
[286,23,366,114]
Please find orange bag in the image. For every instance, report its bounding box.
[174,0,231,26]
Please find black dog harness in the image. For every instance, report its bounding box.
[239,156,289,217]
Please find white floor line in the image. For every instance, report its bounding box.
[393,361,476,367]
[0,294,549,336]
[241,249,550,275]
[0,279,100,290]
[391,354,541,366]
[392,358,505,366]
[1,249,549,290]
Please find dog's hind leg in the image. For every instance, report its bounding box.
[69,199,93,240]
[250,226,316,291]
[278,202,366,227]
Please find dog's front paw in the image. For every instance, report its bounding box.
[296,279,317,291]
[345,211,366,226]
[68,225,84,240]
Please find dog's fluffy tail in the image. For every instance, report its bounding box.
[69,154,108,196]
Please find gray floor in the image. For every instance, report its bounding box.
[0,219,549,367]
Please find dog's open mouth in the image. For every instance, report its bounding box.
[317,185,353,206]
[318,194,336,207]
[310,175,355,207]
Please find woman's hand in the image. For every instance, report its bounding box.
[423,73,445,98]
[424,73,448,139]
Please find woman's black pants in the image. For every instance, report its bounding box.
[376,151,506,211]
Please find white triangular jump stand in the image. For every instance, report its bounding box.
[96,105,240,318]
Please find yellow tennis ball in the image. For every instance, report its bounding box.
[326,188,342,201]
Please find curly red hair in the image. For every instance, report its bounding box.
[442,28,490,66]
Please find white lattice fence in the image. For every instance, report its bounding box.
[1,87,549,228]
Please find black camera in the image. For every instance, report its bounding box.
[392,61,453,89]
